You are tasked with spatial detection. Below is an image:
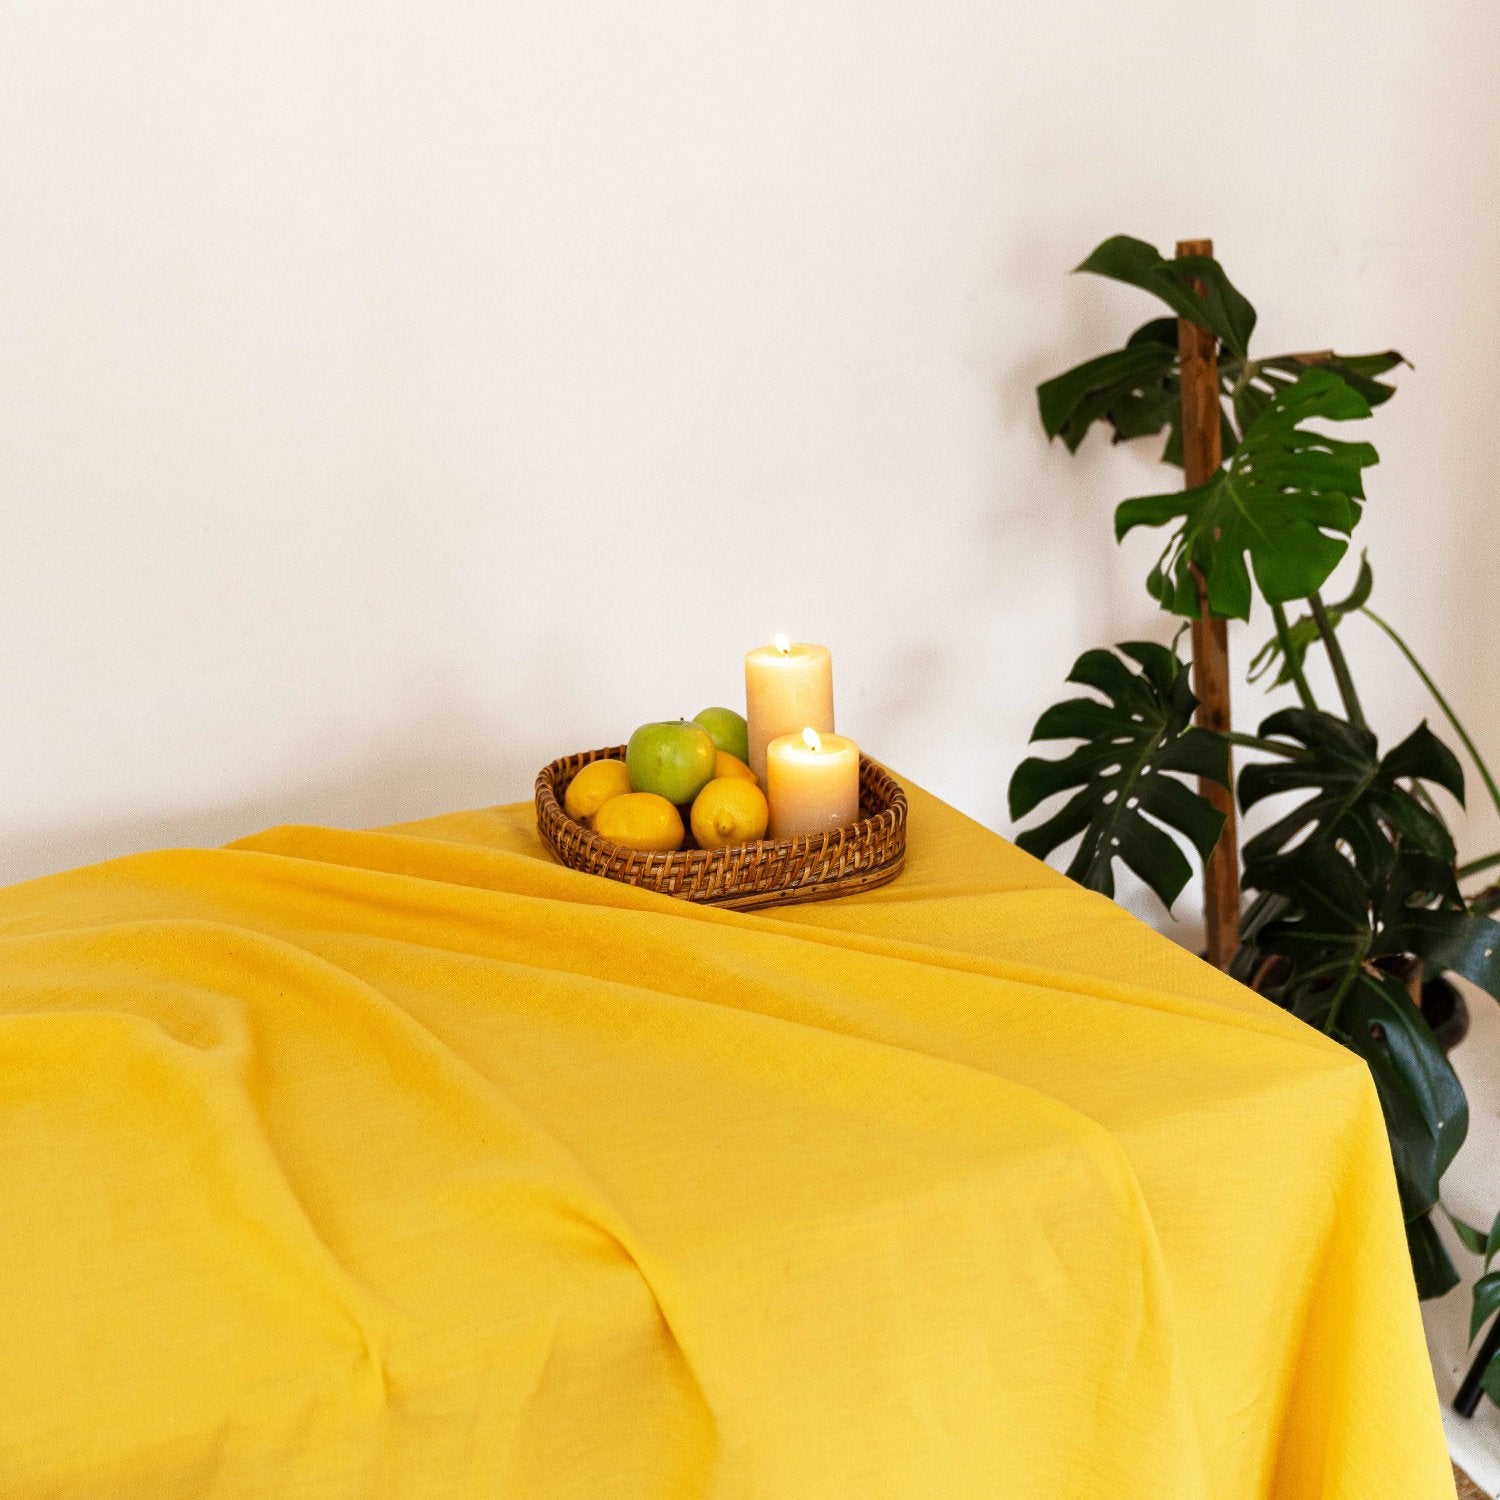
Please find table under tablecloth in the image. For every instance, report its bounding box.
[0,777,1453,1498]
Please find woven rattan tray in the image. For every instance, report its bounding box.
[535,744,907,911]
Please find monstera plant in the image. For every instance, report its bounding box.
[1011,236,1500,1315]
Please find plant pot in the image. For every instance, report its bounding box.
[1421,975,1470,1055]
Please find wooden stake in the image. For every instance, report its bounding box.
[1176,238,1240,970]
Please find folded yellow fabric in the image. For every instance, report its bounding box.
[0,779,1454,1498]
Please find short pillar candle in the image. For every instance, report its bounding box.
[766,728,861,839]
[744,637,835,784]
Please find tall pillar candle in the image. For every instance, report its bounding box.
[744,636,834,784]
[766,728,861,838]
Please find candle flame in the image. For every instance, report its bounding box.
[773,633,791,655]
[802,727,822,752]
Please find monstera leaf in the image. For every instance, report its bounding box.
[1407,1213,1461,1301]
[1471,1269,1500,1342]
[1238,710,1463,883]
[1460,1214,1500,1346]
[1037,240,1404,475]
[1074,236,1257,360]
[1233,704,1495,1277]
[1298,970,1460,1222]
[1039,337,1403,473]
[1239,787,1500,1271]
[1037,320,1179,453]
[1037,318,1239,466]
[1248,555,1373,688]
[1339,974,1469,1222]
[1115,368,1378,620]
[1224,349,1408,437]
[1447,1207,1500,1262]
[1240,844,1471,1228]
[1008,642,1228,910]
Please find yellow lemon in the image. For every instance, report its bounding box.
[714,750,759,786]
[690,777,769,849]
[593,792,685,852]
[564,758,633,824]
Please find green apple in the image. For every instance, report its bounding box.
[693,706,750,764]
[627,720,719,805]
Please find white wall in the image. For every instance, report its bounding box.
[4,0,1499,903]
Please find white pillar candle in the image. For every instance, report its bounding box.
[744,636,835,784]
[766,728,861,839]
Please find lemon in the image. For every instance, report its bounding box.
[594,792,685,852]
[564,759,633,824]
[690,777,769,849]
[714,750,758,785]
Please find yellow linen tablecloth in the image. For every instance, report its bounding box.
[0,778,1454,1498]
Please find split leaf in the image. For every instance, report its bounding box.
[1009,643,1227,911]
[1075,236,1257,360]
[1239,710,1463,884]
[1115,369,1378,620]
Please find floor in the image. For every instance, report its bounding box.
[1458,1463,1490,1500]
[1421,981,1500,1498]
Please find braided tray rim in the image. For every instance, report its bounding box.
[534,745,907,910]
